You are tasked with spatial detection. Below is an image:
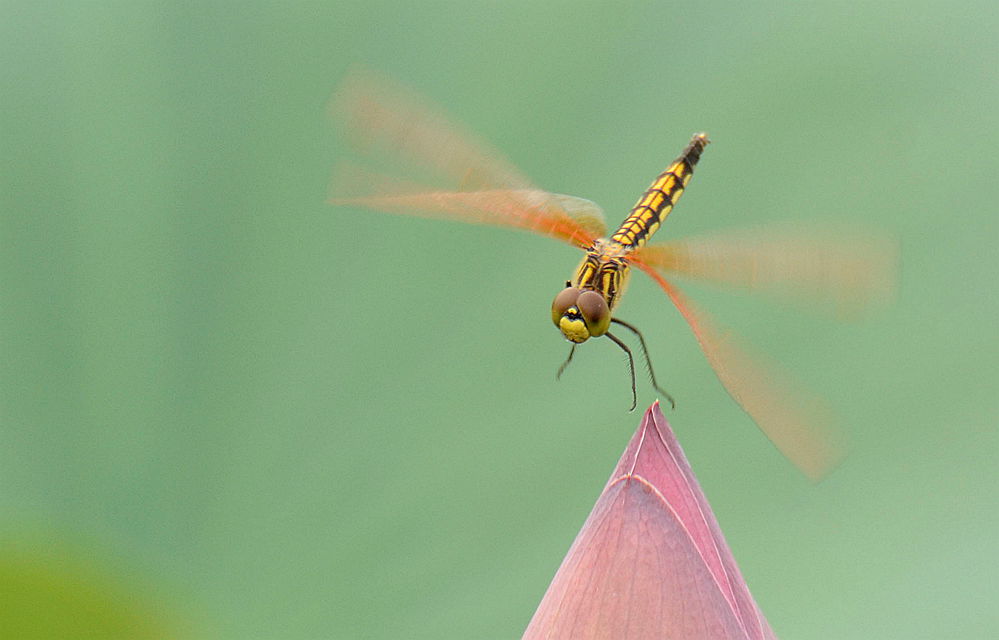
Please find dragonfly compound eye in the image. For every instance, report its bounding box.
[552,286,592,343]
[576,290,611,337]
[551,287,582,327]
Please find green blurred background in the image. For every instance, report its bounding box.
[2,2,996,638]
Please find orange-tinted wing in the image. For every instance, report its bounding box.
[630,258,847,480]
[332,162,605,247]
[329,69,605,248]
[630,223,897,319]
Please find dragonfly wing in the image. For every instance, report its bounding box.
[331,163,603,247]
[631,223,897,319]
[631,259,846,480]
[549,193,608,240]
[331,68,534,192]
[330,69,605,246]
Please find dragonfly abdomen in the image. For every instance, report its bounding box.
[610,133,709,250]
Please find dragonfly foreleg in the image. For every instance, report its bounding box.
[556,344,576,380]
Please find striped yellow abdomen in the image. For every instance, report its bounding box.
[610,133,709,249]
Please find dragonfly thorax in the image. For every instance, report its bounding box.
[590,237,630,258]
[566,241,633,314]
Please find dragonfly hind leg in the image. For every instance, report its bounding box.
[604,332,638,412]
[611,318,676,409]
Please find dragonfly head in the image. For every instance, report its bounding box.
[551,286,611,343]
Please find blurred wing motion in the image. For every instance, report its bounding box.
[631,258,850,480]
[329,69,606,247]
[631,226,895,477]
[631,224,898,318]
[332,162,606,247]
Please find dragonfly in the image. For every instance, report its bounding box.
[329,70,894,480]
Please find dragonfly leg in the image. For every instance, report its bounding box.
[605,331,638,412]
[556,344,576,380]
[611,318,676,409]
